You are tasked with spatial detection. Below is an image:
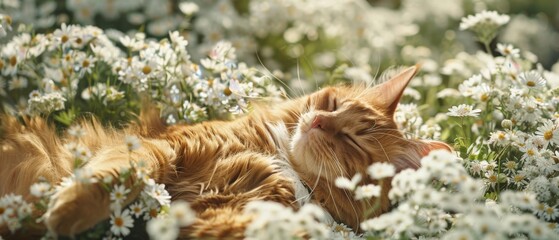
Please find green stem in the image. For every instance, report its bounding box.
[483,41,492,56]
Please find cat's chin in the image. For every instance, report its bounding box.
[290,121,328,178]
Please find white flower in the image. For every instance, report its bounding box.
[535,119,559,146]
[144,183,171,206]
[488,131,510,146]
[334,173,362,190]
[8,77,27,90]
[367,162,396,179]
[67,125,86,138]
[29,182,52,198]
[110,184,131,206]
[244,201,330,239]
[73,168,97,184]
[442,229,476,240]
[169,200,196,227]
[354,184,381,200]
[0,14,12,38]
[519,71,546,89]
[129,202,145,218]
[459,10,510,31]
[147,217,179,240]
[179,2,199,15]
[536,203,559,221]
[110,208,134,236]
[125,135,141,151]
[500,191,538,210]
[496,43,520,58]
[447,104,482,117]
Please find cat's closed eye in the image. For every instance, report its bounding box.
[328,97,337,112]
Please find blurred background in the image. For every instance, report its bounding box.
[2,0,558,92]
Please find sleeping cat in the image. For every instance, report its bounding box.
[0,65,450,238]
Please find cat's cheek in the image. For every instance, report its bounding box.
[290,130,318,174]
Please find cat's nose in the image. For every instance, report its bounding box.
[311,116,323,129]
[310,115,335,132]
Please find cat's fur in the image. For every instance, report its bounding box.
[0,66,450,238]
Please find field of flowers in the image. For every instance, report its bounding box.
[1,0,559,239]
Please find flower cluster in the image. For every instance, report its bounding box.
[0,23,281,126]
[244,201,331,239]
[0,194,33,233]
[362,150,557,239]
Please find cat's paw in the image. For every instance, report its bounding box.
[44,183,110,236]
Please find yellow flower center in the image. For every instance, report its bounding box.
[223,87,232,96]
[61,35,69,43]
[544,131,553,141]
[526,81,535,87]
[498,133,505,140]
[114,217,124,227]
[9,56,17,66]
[82,60,90,68]
[150,208,158,218]
[142,65,152,75]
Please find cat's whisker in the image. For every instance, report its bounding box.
[369,135,390,162]
[368,54,383,89]
[205,164,219,192]
[325,147,359,225]
[326,177,341,218]
[295,59,307,97]
[255,51,297,98]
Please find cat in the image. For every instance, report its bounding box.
[0,65,450,238]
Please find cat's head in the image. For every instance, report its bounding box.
[290,66,451,181]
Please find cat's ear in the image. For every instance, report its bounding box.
[368,65,419,116]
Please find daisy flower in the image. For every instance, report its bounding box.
[29,182,52,198]
[535,119,559,147]
[8,77,28,90]
[536,203,559,221]
[144,183,171,206]
[125,135,141,151]
[179,2,199,15]
[519,71,546,89]
[496,43,520,58]
[110,184,131,206]
[334,173,362,191]
[169,201,196,226]
[459,10,510,31]
[146,217,179,240]
[52,23,74,47]
[367,162,396,179]
[354,184,381,200]
[447,104,482,117]
[110,208,134,236]
[488,131,510,146]
[129,202,145,218]
[67,125,86,138]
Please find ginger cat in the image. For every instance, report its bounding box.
[0,66,450,238]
